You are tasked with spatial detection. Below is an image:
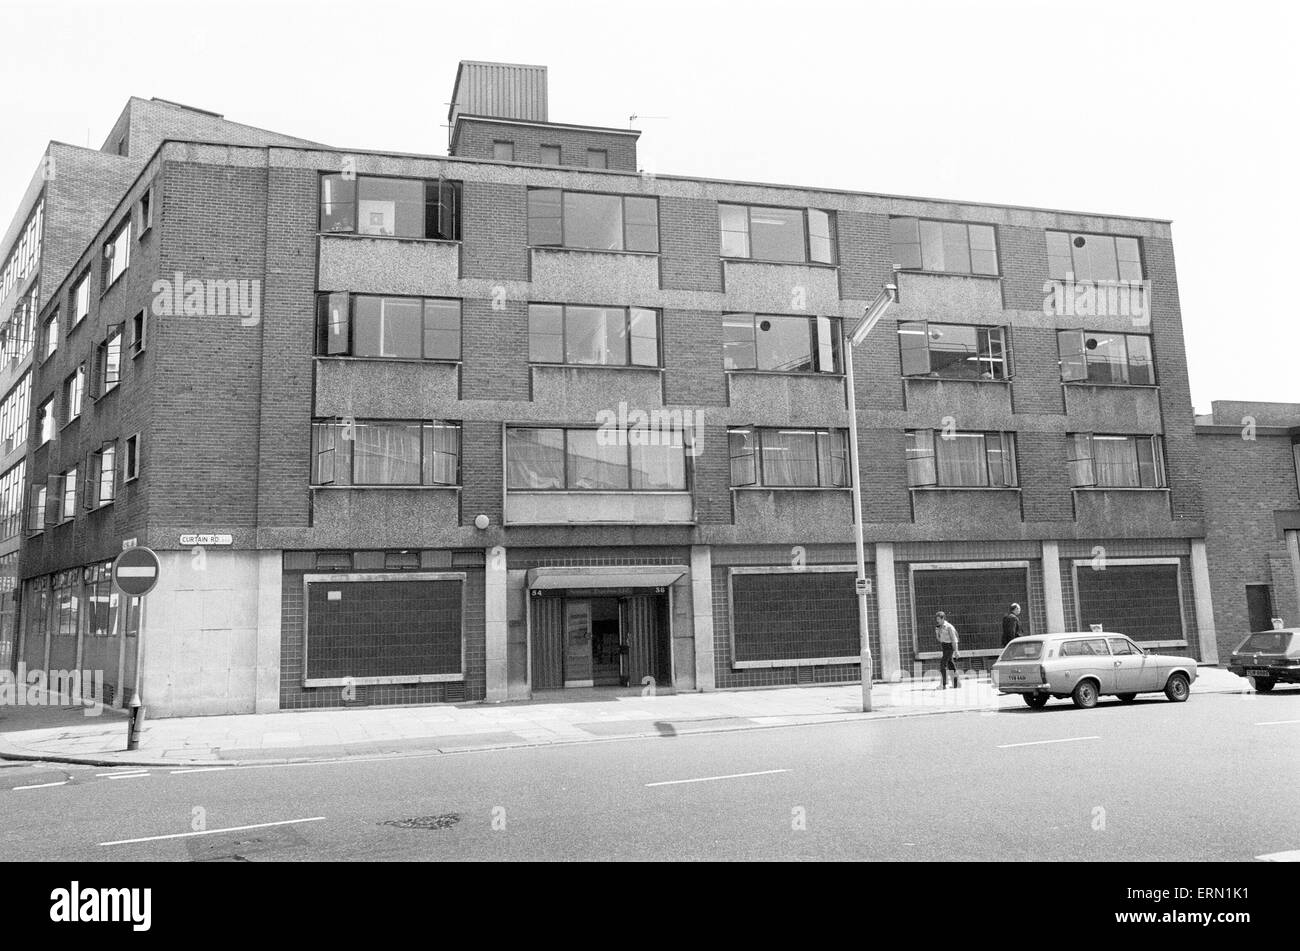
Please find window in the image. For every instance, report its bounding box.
[587,149,608,169]
[890,218,998,275]
[319,174,461,241]
[123,433,141,481]
[42,311,58,361]
[315,294,461,361]
[0,200,41,305]
[718,204,837,264]
[493,141,515,161]
[27,483,45,534]
[540,145,561,165]
[311,420,461,487]
[71,272,90,325]
[1057,331,1154,385]
[1046,231,1142,282]
[91,442,116,507]
[728,427,849,488]
[527,189,659,252]
[0,375,30,454]
[1061,637,1111,657]
[98,326,123,394]
[730,570,860,664]
[0,461,24,541]
[527,305,659,366]
[138,186,153,235]
[62,366,84,424]
[505,427,688,492]
[104,217,131,287]
[897,322,1008,380]
[912,566,1030,653]
[1068,433,1166,488]
[906,430,1018,488]
[1108,637,1140,656]
[723,314,841,373]
[60,466,77,521]
[130,309,146,356]
[36,396,54,446]
[5,287,38,362]
[1075,562,1182,642]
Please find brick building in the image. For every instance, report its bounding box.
[7,63,1223,716]
[1195,401,1300,657]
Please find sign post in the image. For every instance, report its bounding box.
[112,546,161,751]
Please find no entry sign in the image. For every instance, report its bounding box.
[112,546,161,597]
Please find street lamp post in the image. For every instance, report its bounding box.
[844,284,898,713]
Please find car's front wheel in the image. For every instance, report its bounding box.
[1164,672,1190,703]
[1023,692,1049,709]
[1071,680,1099,709]
[1117,693,1138,703]
[1250,676,1275,693]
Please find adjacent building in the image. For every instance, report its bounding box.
[7,63,1225,716]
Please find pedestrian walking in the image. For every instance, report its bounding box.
[935,611,959,689]
[1002,603,1023,647]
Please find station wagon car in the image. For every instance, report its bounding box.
[991,632,1198,709]
[1226,627,1300,692]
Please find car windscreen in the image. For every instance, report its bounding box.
[1237,632,1293,653]
[1000,640,1043,661]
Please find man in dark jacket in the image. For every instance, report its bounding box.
[1001,603,1023,647]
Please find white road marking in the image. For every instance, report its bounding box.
[1256,850,1300,862]
[100,816,326,847]
[13,781,69,791]
[997,736,1100,749]
[645,769,789,787]
[1255,719,1300,726]
[106,772,151,780]
[169,767,229,774]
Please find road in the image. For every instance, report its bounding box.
[2,690,1297,861]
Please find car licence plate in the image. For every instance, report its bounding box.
[1247,668,1272,676]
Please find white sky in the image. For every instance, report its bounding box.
[1,0,1295,414]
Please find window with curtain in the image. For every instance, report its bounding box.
[311,420,461,487]
[906,430,1018,487]
[506,427,687,491]
[1068,433,1165,488]
[728,428,848,488]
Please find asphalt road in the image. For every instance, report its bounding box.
[2,689,1297,861]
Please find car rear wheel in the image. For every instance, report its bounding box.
[1023,693,1049,709]
[1164,672,1190,703]
[1117,693,1138,703]
[1071,680,1099,709]
[1250,676,1275,693]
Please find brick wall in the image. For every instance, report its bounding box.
[452,118,638,171]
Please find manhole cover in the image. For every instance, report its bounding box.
[379,814,461,831]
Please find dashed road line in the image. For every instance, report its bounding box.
[100,816,327,847]
[1255,719,1300,726]
[645,769,789,787]
[997,736,1100,749]
[13,781,69,791]
[1256,850,1300,862]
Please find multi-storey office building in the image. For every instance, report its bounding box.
[1196,401,1300,654]
[14,63,1219,716]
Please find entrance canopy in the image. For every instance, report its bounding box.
[526,565,687,591]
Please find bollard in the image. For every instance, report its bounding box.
[127,695,144,751]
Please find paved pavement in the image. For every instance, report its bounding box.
[0,666,1253,767]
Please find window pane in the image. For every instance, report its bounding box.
[1136,437,1159,487]
[105,331,121,386]
[1046,231,1073,279]
[423,300,461,360]
[1084,333,1128,384]
[1126,335,1154,384]
[979,327,1006,379]
[760,429,819,486]
[808,209,835,263]
[729,429,756,486]
[352,422,422,484]
[755,315,814,372]
[936,432,989,486]
[817,430,849,487]
[587,149,608,169]
[318,293,349,355]
[890,217,922,270]
[969,224,998,274]
[565,306,624,365]
[493,141,514,161]
[1058,330,1088,381]
[528,189,563,246]
[507,428,565,489]
[354,297,422,358]
[624,197,659,252]
[1068,433,1095,487]
[719,204,750,258]
[985,434,1015,486]
[631,441,686,490]
[528,304,564,363]
[426,180,460,241]
[940,222,971,274]
[563,192,623,250]
[422,423,460,486]
[722,315,756,370]
[357,177,425,238]
[320,174,356,233]
[1116,237,1142,281]
[898,321,931,376]
[927,324,980,378]
[749,206,805,262]
[919,219,945,271]
[1093,435,1138,487]
[628,308,658,366]
[1075,234,1118,282]
[566,429,629,489]
[311,422,337,485]
[816,316,840,373]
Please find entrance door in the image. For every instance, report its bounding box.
[623,594,669,688]
[563,600,594,687]
[1247,585,1274,633]
[589,598,623,686]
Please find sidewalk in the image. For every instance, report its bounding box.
[0,666,1248,767]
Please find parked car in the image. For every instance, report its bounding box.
[1226,627,1300,692]
[991,632,1198,709]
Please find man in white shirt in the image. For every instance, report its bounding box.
[935,611,960,689]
